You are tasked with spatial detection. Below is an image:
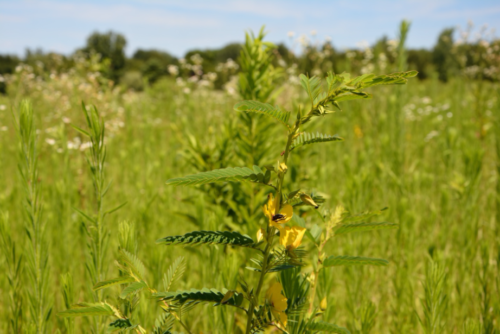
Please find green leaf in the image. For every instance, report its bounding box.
[108,318,132,329]
[93,276,136,291]
[310,224,322,241]
[323,256,389,267]
[307,321,351,334]
[58,302,115,318]
[358,72,414,89]
[166,166,265,186]
[234,100,291,128]
[73,207,96,224]
[299,74,322,107]
[164,257,186,292]
[392,70,418,78]
[120,281,148,299]
[154,288,241,307]
[120,250,147,282]
[335,222,399,235]
[268,264,296,272]
[157,230,256,248]
[71,125,91,137]
[333,92,372,102]
[103,201,128,216]
[291,132,343,151]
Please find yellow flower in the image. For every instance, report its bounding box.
[263,193,293,229]
[279,226,306,250]
[265,282,288,329]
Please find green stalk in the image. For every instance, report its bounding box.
[245,127,296,334]
[15,99,51,333]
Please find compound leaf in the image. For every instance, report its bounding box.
[291,132,343,150]
[58,302,115,318]
[234,100,291,128]
[166,166,266,186]
[120,281,148,299]
[299,74,322,107]
[157,230,256,248]
[120,250,147,282]
[155,288,241,307]
[93,276,136,292]
[307,321,351,334]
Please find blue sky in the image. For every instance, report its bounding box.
[1,0,499,57]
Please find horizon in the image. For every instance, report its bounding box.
[1,0,500,58]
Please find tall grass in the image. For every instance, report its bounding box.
[0,55,499,332]
[14,100,51,333]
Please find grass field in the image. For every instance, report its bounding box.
[0,61,499,333]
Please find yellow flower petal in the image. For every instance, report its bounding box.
[266,282,287,312]
[280,226,306,250]
[271,309,288,329]
[263,193,275,221]
[279,204,293,224]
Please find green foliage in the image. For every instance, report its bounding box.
[15,99,52,333]
[238,26,282,101]
[298,70,417,124]
[165,166,268,186]
[334,222,399,235]
[234,100,291,128]
[307,321,352,334]
[418,260,448,334]
[155,288,243,307]
[323,256,389,267]
[432,28,457,82]
[157,230,256,248]
[290,132,343,151]
[163,257,186,292]
[0,212,23,333]
[58,302,118,318]
[82,30,127,81]
[7,21,496,334]
[93,276,136,292]
[119,281,148,299]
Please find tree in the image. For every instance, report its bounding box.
[84,31,127,82]
[432,28,457,82]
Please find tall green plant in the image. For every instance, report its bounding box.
[72,103,126,331]
[59,69,416,333]
[418,260,448,334]
[159,69,417,333]
[14,99,52,333]
[174,26,283,231]
[0,212,24,333]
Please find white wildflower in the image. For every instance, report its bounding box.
[168,65,179,76]
[79,142,92,151]
[425,130,439,142]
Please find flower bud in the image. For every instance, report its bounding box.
[320,297,328,311]
[300,193,319,209]
[256,228,266,243]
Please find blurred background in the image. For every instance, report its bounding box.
[1,0,500,91]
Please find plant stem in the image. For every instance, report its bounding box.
[308,217,332,313]
[245,127,296,334]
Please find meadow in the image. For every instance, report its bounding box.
[0,30,499,334]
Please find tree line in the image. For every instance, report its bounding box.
[0,28,498,93]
